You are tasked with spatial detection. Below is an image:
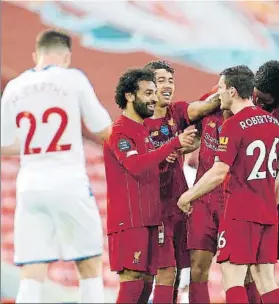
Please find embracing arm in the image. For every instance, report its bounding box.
[187,93,221,122]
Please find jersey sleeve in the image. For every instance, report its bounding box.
[76,70,112,133]
[216,119,241,167]
[109,131,181,176]
[1,83,17,147]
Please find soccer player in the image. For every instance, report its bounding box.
[254,60,279,120]
[103,68,198,304]
[143,61,221,303]
[1,30,112,303]
[254,60,279,263]
[178,65,279,304]
[187,87,260,304]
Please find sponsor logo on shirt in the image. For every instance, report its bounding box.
[160,125,170,136]
[204,132,219,151]
[133,251,141,264]
[118,139,131,152]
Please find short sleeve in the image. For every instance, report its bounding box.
[216,119,241,167]
[1,83,17,147]
[172,101,191,127]
[75,70,112,133]
[109,133,138,165]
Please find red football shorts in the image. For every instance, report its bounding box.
[187,198,222,254]
[108,226,158,275]
[217,219,278,264]
[157,213,190,269]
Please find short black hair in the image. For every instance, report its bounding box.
[115,68,155,109]
[255,60,279,101]
[144,61,174,74]
[220,65,254,99]
[36,29,72,51]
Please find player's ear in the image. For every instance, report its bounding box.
[64,52,71,68]
[32,52,37,65]
[229,87,236,98]
[125,92,135,103]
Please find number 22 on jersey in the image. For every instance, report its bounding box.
[16,107,71,155]
[246,138,279,181]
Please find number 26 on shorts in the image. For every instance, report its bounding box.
[16,107,71,155]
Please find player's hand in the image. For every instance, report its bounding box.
[177,192,193,214]
[178,129,197,147]
[166,152,179,163]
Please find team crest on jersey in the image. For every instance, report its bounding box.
[208,121,216,128]
[160,125,169,136]
[151,130,159,137]
[168,118,176,127]
[133,251,141,264]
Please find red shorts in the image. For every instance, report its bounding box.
[108,226,158,275]
[187,199,222,254]
[157,213,190,269]
[217,219,278,264]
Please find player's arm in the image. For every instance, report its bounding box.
[187,93,221,122]
[276,161,279,204]
[110,129,197,177]
[76,70,112,143]
[178,119,239,213]
[1,82,20,156]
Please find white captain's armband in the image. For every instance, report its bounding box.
[127,150,138,157]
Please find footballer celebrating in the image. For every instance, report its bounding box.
[178,65,279,304]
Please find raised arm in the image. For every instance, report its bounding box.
[187,93,221,122]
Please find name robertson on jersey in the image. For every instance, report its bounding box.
[240,115,279,130]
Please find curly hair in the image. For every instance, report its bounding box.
[144,60,175,74]
[115,68,155,109]
[255,60,279,102]
[220,65,254,99]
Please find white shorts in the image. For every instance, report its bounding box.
[14,187,103,265]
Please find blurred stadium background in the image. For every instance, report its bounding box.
[1,1,279,303]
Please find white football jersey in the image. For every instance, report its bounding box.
[1,66,111,192]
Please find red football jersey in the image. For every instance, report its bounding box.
[217,106,279,224]
[195,109,225,205]
[144,101,191,218]
[104,115,182,234]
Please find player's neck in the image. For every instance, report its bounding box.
[152,105,167,118]
[231,98,254,114]
[123,110,144,124]
[35,57,64,71]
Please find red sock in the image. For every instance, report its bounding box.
[262,288,279,304]
[245,281,261,304]
[226,286,248,304]
[189,281,210,304]
[153,285,174,304]
[138,281,153,303]
[117,280,144,303]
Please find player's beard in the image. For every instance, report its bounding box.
[133,97,155,119]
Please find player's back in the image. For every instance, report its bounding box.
[4,67,93,192]
[224,106,279,224]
